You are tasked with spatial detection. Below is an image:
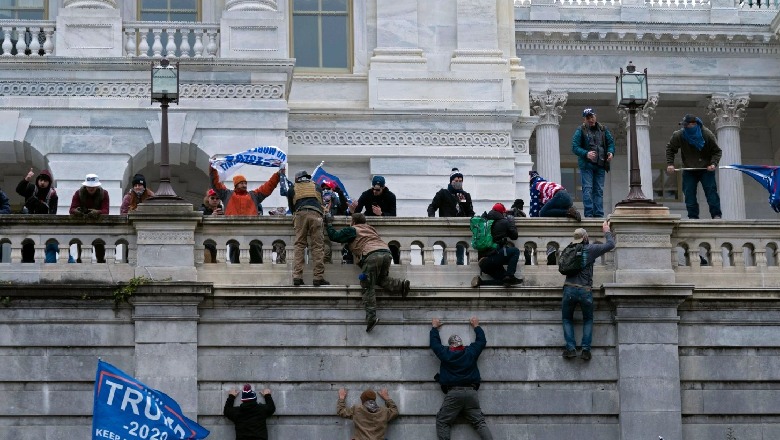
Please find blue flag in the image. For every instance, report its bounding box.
[209,146,287,181]
[92,360,210,440]
[311,164,352,204]
[722,164,780,212]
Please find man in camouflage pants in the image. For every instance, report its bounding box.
[326,213,410,332]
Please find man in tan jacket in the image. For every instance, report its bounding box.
[337,388,398,440]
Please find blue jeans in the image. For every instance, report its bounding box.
[479,246,521,282]
[682,170,722,219]
[580,167,606,217]
[539,190,573,218]
[562,286,594,351]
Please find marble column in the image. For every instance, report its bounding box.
[707,93,749,220]
[370,0,426,69]
[529,90,567,184]
[619,94,658,201]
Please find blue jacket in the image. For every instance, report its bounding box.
[0,189,10,214]
[430,326,486,387]
[572,122,615,171]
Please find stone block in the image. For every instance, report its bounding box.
[616,322,680,344]
[618,377,681,412]
[680,352,780,381]
[620,410,681,440]
[616,344,680,379]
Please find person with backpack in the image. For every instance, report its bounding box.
[470,203,522,287]
[560,221,615,360]
[428,167,475,265]
[571,107,615,218]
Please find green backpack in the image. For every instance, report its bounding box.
[470,216,497,252]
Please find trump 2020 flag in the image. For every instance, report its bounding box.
[722,164,780,212]
[311,163,352,204]
[92,360,209,440]
[210,146,287,181]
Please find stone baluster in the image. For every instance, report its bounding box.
[443,246,456,266]
[709,246,723,268]
[733,246,745,268]
[82,245,93,264]
[29,28,41,55]
[400,246,412,265]
[755,248,767,267]
[707,93,749,220]
[216,247,227,264]
[43,28,54,55]
[124,28,136,57]
[529,89,567,184]
[13,29,24,55]
[179,28,191,58]
[423,246,436,265]
[618,94,658,200]
[468,248,478,265]
[138,29,150,57]
[33,244,44,262]
[240,247,250,264]
[688,246,700,269]
[105,245,116,264]
[2,29,13,56]
[9,242,21,263]
[165,31,177,58]
[151,28,163,58]
[206,31,218,57]
[58,245,68,263]
[193,31,204,57]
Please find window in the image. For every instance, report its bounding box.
[652,165,681,201]
[139,0,199,22]
[291,0,351,71]
[0,0,45,20]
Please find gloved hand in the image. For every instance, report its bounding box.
[87,209,102,219]
[71,207,85,217]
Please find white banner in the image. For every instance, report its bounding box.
[210,146,287,181]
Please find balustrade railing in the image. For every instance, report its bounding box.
[645,0,710,7]
[123,21,219,58]
[738,0,779,9]
[0,20,55,57]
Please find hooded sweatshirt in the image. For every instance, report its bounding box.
[337,398,399,440]
[16,169,58,214]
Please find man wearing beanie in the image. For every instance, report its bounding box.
[224,383,275,440]
[427,167,475,265]
[209,160,285,263]
[120,173,155,214]
[666,113,722,219]
[16,167,58,214]
[350,175,400,263]
[472,202,522,287]
[430,316,493,440]
[337,387,399,440]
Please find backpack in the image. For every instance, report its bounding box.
[470,215,497,252]
[558,242,587,276]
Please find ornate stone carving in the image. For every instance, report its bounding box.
[0,81,284,99]
[707,92,750,129]
[137,231,192,245]
[512,139,528,154]
[529,89,567,125]
[64,0,117,7]
[287,131,511,147]
[225,0,278,11]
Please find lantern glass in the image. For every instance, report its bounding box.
[151,65,178,102]
[617,71,647,107]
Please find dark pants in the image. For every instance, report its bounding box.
[562,285,594,351]
[539,190,573,218]
[478,246,521,283]
[436,388,493,440]
[360,250,405,323]
[682,170,722,219]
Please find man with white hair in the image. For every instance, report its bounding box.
[561,221,615,361]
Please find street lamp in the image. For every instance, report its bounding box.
[615,61,654,206]
[149,58,182,200]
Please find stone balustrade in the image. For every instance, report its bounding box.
[123,21,219,58]
[0,20,55,57]
[1,208,779,289]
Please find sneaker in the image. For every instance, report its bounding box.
[293,278,304,286]
[562,349,577,359]
[313,279,331,287]
[502,275,523,287]
[713,215,722,219]
[401,280,410,298]
[566,207,582,222]
[366,318,379,333]
[581,350,592,361]
[471,276,482,288]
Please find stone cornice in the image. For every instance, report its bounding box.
[516,20,777,44]
[287,130,512,148]
[0,81,285,99]
[288,108,524,122]
[0,57,296,72]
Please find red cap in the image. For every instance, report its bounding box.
[492,203,506,214]
[207,189,217,197]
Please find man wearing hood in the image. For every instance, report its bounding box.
[428,167,475,265]
[120,173,155,214]
[337,387,398,440]
[666,114,723,219]
[430,316,493,440]
[528,171,581,221]
[472,203,522,288]
[224,384,275,440]
[16,168,58,214]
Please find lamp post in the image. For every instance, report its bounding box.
[149,58,182,200]
[615,61,655,206]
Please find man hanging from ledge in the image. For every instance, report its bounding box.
[224,384,275,440]
[337,387,399,440]
[326,212,410,332]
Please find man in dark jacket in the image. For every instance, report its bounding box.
[224,384,276,440]
[472,203,522,288]
[16,168,58,214]
[571,108,615,218]
[561,221,615,361]
[428,167,475,265]
[430,316,493,440]
[327,212,410,332]
[350,175,399,263]
[666,114,723,219]
[69,174,109,263]
[287,169,329,287]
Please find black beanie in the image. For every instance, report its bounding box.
[132,174,146,189]
[450,168,463,182]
